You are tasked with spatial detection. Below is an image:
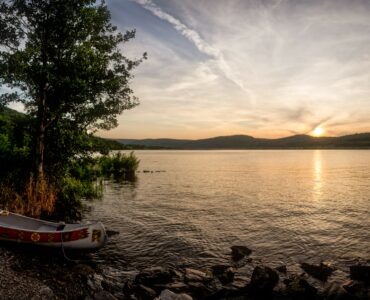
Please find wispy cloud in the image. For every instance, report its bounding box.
[99,0,370,139]
[130,0,254,102]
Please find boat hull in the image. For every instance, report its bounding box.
[0,211,107,250]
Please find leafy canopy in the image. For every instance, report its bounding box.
[0,0,146,132]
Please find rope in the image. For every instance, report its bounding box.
[60,231,81,263]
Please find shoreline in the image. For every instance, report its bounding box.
[1,244,369,300]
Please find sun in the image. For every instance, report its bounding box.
[312,126,324,137]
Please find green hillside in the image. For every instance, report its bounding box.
[0,107,127,152]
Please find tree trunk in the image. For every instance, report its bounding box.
[36,22,48,180]
[36,91,46,180]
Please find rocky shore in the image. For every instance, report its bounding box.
[0,244,369,300]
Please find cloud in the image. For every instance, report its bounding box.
[99,0,370,139]
[130,0,255,102]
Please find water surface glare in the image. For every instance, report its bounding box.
[86,150,370,281]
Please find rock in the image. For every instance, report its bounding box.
[208,286,245,299]
[169,268,183,280]
[211,265,235,285]
[325,282,351,300]
[342,280,369,298]
[350,265,370,283]
[211,264,231,275]
[106,230,120,237]
[135,266,173,285]
[87,274,104,292]
[276,265,287,274]
[248,266,279,294]
[112,292,126,300]
[153,282,189,294]
[137,284,157,299]
[122,279,135,296]
[283,275,318,300]
[155,289,193,300]
[101,278,121,293]
[73,264,96,277]
[186,282,213,299]
[93,291,118,300]
[300,262,335,281]
[36,286,56,300]
[230,245,252,261]
[184,268,211,282]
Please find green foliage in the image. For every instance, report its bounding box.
[0,108,32,183]
[0,1,146,127]
[0,0,145,175]
[53,175,103,221]
[99,152,139,180]
[0,1,144,217]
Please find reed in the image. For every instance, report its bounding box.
[0,176,57,218]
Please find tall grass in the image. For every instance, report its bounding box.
[0,176,57,218]
[99,151,139,180]
[0,152,140,220]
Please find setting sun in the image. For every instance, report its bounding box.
[312,126,324,137]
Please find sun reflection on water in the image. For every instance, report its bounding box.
[313,150,322,197]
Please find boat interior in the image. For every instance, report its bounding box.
[0,211,84,232]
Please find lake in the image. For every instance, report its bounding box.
[85,150,370,283]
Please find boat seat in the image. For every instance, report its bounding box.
[57,224,65,231]
[38,225,58,231]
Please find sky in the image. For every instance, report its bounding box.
[8,0,370,139]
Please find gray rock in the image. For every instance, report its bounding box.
[283,275,318,300]
[184,268,211,282]
[169,268,183,279]
[112,292,127,300]
[87,274,104,292]
[211,265,235,285]
[231,246,252,261]
[300,262,335,281]
[156,289,193,300]
[153,282,189,294]
[249,266,279,293]
[135,267,173,285]
[137,284,157,299]
[186,282,213,299]
[325,282,351,300]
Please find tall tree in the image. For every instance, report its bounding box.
[0,0,146,179]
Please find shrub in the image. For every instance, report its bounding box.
[99,152,139,180]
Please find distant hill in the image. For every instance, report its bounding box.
[118,133,370,149]
[0,106,27,120]
[0,107,129,151]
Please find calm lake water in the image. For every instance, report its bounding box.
[85,150,370,282]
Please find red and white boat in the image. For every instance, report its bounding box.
[0,210,107,250]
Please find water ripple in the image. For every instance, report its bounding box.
[86,150,370,281]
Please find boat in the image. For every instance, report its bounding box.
[0,210,107,250]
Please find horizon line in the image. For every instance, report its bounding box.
[102,131,370,141]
